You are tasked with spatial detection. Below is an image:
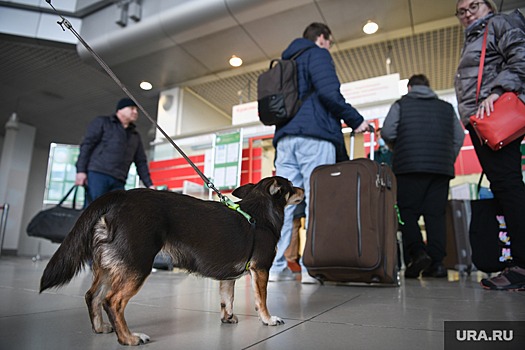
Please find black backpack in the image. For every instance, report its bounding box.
[257,47,311,126]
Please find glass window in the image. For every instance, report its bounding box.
[45,144,80,205]
[44,144,139,205]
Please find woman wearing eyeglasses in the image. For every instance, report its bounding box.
[455,0,525,291]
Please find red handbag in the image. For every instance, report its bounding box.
[468,26,525,151]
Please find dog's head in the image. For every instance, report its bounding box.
[232,176,304,234]
[232,176,304,208]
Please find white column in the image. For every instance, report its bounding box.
[0,113,35,252]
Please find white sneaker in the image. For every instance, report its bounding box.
[301,273,319,284]
[301,269,319,284]
[268,268,296,282]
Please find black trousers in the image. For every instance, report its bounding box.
[397,173,450,266]
[467,124,525,269]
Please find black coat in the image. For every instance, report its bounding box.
[455,10,525,125]
[76,115,153,187]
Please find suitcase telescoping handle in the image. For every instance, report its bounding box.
[350,124,375,160]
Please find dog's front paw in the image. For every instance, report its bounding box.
[221,314,239,324]
[133,333,151,345]
[118,332,150,346]
[263,316,285,326]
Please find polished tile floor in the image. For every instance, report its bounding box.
[0,256,524,350]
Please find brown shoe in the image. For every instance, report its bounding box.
[480,266,525,291]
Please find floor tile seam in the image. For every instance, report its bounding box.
[301,319,446,333]
[241,318,309,349]
[129,293,211,306]
[127,305,313,324]
[0,286,45,293]
[241,296,362,349]
[129,301,225,315]
[38,290,85,299]
[127,303,261,320]
[0,306,86,319]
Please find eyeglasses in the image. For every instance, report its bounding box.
[456,1,486,19]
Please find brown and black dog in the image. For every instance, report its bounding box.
[40,176,304,346]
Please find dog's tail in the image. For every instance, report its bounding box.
[39,191,122,293]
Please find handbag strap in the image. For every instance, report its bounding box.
[475,25,490,104]
[58,185,76,206]
[58,185,81,209]
[476,172,486,194]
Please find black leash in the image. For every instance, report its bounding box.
[45,1,254,225]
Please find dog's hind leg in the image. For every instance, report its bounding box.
[249,267,284,326]
[103,272,150,346]
[85,268,113,334]
[220,280,238,324]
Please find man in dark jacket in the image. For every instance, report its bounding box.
[269,22,369,284]
[75,98,154,203]
[381,74,465,279]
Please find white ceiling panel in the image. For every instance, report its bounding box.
[1,0,525,149]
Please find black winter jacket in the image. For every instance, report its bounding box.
[273,38,365,160]
[381,86,465,178]
[455,10,525,125]
[76,115,153,187]
[394,96,456,177]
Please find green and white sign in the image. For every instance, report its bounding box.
[212,130,243,190]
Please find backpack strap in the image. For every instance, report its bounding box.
[289,46,314,102]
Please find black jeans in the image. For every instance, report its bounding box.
[397,173,450,266]
[86,171,126,206]
[466,124,525,268]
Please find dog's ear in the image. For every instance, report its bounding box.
[232,183,255,199]
[269,180,281,195]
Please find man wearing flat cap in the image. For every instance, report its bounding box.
[75,98,155,204]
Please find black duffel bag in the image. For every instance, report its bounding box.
[27,185,85,243]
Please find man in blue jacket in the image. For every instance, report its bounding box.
[270,22,369,283]
[75,98,155,204]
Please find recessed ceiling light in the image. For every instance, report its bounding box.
[363,20,379,35]
[229,55,243,67]
[140,81,153,90]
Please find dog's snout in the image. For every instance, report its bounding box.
[288,187,305,205]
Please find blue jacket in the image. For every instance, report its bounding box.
[76,115,153,187]
[273,38,365,157]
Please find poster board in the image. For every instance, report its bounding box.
[212,129,243,190]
